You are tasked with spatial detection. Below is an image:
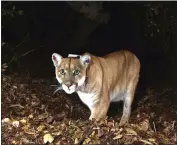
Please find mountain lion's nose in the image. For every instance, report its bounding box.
[65,82,72,88]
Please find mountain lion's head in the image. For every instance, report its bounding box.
[52,53,91,94]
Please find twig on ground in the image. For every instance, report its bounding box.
[153,121,157,133]
[102,130,115,143]
[172,121,176,130]
[77,125,95,145]
[8,104,25,109]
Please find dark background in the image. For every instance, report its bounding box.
[1,1,177,90]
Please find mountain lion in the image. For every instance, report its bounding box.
[52,50,140,126]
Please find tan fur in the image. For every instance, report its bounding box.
[52,50,140,126]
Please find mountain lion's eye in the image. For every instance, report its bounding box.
[59,69,65,75]
[73,70,80,75]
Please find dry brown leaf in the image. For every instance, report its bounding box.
[12,140,17,144]
[25,131,36,135]
[106,127,110,132]
[90,130,95,137]
[92,139,100,144]
[139,139,153,145]
[37,125,45,132]
[49,124,55,129]
[111,128,116,132]
[52,131,62,136]
[12,120,20,127]
[113,134,123,140]
[148,138,156,142]
[98,120,105,125]
[107,121,114,127]
[68,128,75,135]
[140,119,149,132]
[47,116,54,124]
[163,126,171,135]
[132,137,138,143]
[20,119,27,125]
[74,129,83,138]
[98,129,104,138]
[22,124,30,131]
[43,133,54,143]
[28,114,33,119]
[38,113,48,120]
[21,138,30,144]
[114,128,123,135]
[137,114,140,118]
[83,138,91,144]
[147,130,154,135]
[148,138,158,144]
[125,128,137,135]
[43,130,49,133]
[2,118,11,124]
[93,127,100,130]
[74,138,79,144]
[13,85,17,89]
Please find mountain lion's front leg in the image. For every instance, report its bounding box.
[89,92,110,121]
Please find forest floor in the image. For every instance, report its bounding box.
[1,74,177,144]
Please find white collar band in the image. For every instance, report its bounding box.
[68,54,81,58]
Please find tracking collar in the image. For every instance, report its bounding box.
[68,54,81,59]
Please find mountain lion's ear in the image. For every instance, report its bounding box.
[80,54,91,66]
[52,53,62,67]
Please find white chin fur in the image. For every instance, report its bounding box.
[62,84,76,94]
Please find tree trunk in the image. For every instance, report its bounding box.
[66,16,100,51]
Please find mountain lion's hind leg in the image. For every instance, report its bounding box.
[119,77,139,126]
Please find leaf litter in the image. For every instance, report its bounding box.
[1,74,177,144]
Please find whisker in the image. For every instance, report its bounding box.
[53,86,63,96]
